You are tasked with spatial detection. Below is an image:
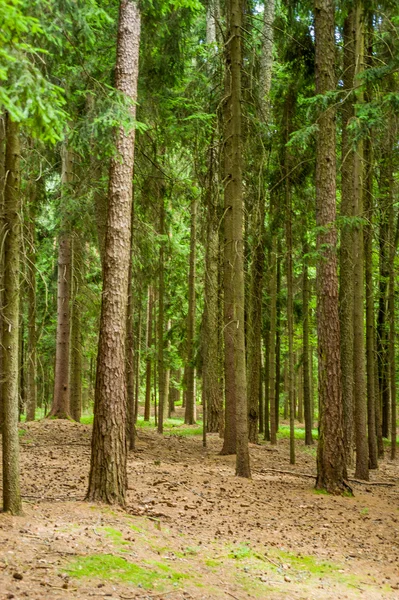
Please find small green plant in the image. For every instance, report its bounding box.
[229,544,252,560]
[360,507,369,516]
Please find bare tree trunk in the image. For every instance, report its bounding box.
[70,234,83,422]
[268,227,277,445]
[157,191,165,433]
[87,0,141,505]
[364,14,378,470]
[2,115,22,514]
[144,285,153,421]
[302,235,313,445]
[222,0,250,477]
[339,10,355,466]
[353,4,369,481]
[314,0,348,494]
[26,181,37,422]
[185,197,197,424]
[50,145,72,418]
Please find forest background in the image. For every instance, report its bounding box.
[0,0,399,515]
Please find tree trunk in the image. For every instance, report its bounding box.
[353,4,369,481]
[70,234,83,423]
[247,0,275,444]
[339,10,355,466]
[2,115,22,514]
[268,231,277,445]
[275,243,281,432]
[25,181,37,422]
[144,285,153,421]
[87,0,141,505]
[49,145,72,418]
[185,197,197,424]
[363,13,378,470]
[222,0,251,477]
[157,191,165,433]
[314,0,347,494]
[302,235,313,445]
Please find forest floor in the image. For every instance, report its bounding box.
[0,410,399,600]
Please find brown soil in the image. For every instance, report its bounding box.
[1,416,399,600]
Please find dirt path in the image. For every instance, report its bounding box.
[0,419,398,599]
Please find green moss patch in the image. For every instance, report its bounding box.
[65,554,187,590]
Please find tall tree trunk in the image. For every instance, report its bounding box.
[314,0,348,494]
[339,10,356,466]
[285,90,295,465]
[268,230,277,445]
[363,13,378,469]
[157,190,165,433]
[247,0,275,444]
[2,115,22,514]
[87,0,141,505]
[25,181,37,422]
[49,145,72,418]
[185,197,197,424]
[353,3,369,481]
[222,0,251,477]
[144,285,153,421]
[70,234,83,423]
[275,243,281,432]
[302,235,313,445]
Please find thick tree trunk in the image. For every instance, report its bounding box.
[87,0,141,505]
[50,145,72,418]
[2,115,22,514]
[0,116,5,428]
[222,0,250,477]
[185,197,197,424]
[314,0,347,494]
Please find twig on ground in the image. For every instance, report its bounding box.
[256,468,396,486]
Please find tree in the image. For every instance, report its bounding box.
[1,115,22,514]
[48,144,73,419]
[222,0,251,477]
[87,0,141,505]
[314,0,347,494]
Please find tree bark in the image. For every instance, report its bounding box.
[363,13,378,469]
[49,145,72,418]
[2,115,22,514]
[339,10,356,466]
[185,197,197,424]
[353,3,369,481]
[302,235,313,445]
[87,0,141,505]
[144,285,153,421]
[222,0,251,477]
[314,0,347,494]
[25,180,37,422]
[70,234,83,423]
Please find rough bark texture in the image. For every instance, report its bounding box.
[222,0,251,477]
[314,0,347,494]
[70,234,83,423]
[26,182,37,422]
[268,231,277,445]
[302,236,313,445]
[246,0,274,444]
[339,10,356,466]
[87,0,141,505]
[157,191,165,434]
[0,116,5,428]
[2,115,22,514]
[49,145,72,419]
[144,285,153,421]
[363,16,378,470]
[185,197,197,425]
